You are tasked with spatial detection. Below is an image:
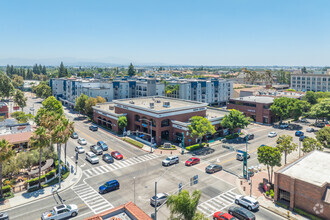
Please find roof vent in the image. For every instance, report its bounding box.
[129,100,135,104]
[149,102,154,109]
[163,101,170,107]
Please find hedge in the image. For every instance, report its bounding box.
[158,145,177,150]
[186,143,207,151]
[122,138,144,148]
[293,208,323,220]
[276,201,289,209]
[225,133,239,139]
[2,185,11,193]
[27,169,70,192]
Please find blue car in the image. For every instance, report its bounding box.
[295,131,304,137]
[97,141,108,151]
[99,180,120,194]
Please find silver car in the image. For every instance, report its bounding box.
[150,193,169,207]
[78,138,87,145]
[75,146,85,154]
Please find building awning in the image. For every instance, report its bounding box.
[0,131,33,145]
[323,187,330,204]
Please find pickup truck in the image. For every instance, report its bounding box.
[41,204,78,220]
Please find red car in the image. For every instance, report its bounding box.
[111,151,123,160]
[213,211,236,220]
[185,157,200,166]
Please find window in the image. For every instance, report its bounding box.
[279,189,290,202]
[161,119,170,127]
[135,115,140,122]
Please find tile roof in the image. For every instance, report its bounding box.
[0,131,33,145]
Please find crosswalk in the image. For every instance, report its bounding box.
[84,153,160,178]
[72,183,114,214]
[198,188,238,217]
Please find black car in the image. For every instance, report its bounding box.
[90,145,103,155]
[89,125,98,131]
[246,134,254,140]
[102,153,114,163]
[228,206,255,220]
[205,164,222,173]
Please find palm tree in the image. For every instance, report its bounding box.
[38,111,61,152]
[0,139,14,199]
[60,118,74,166]
[166,190,207,220]
[30,126,51,189]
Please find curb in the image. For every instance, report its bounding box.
[259,203,298,220]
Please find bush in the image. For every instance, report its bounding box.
[276,201,289,209]
[2,185,11,193]
[26,175,46,187]
[270,189,274,194]
[293,208,323,220]
[158,145,177,150]
[186,143,206,151]
[122,138,144,148]
[270,192,274,198]
[225,133,239,139]
[266,191,270,196]
[45,169,56,179]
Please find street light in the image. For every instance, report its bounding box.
[154,165,176,220]
[139,118,154,152]
[133,177,136,204]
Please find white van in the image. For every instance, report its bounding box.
[236,152,251,161]
[86,152,99,164]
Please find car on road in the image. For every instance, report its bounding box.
[306,127,314,132]
[162,156,179,166]
[78,138,87,145]
[185,157,200,166]
[97,141,108,151]
[150,193,169,207]
[75,146,85,154]
[99,180,120,194]
[299,136,307,141]
[85,152,99,164]
[268,131,277,138]
[41,204,78,220]
[246,134,254,140]
[213,211,236,220]
[0,212,9,220]
[315,122,325,128]
[205,164,223,173]
[71,132,78,139]
[89,125,98,131]
[236,152,250,161]
[102,153,114,163]
[295,131,304,137]
[111,151,123,160]
[235,195,259,211]
[279,123,289,129]
[300,118,307,123]
[228,206,255,220]
[90,145,103,155]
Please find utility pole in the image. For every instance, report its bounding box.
[75,152,78,175]
[133,177,136,204]
[181,132,185,155]
[154,181,157,220]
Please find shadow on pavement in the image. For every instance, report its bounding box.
[22,188,45,199]
[192,147,215,156]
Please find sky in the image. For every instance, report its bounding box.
[1,0,330,66]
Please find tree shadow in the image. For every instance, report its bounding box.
[191,147,215,156]
[21,188,45,199]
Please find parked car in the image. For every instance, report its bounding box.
[85,152,99,164]
[213,211,236,220]
[89,125,98,131]
[228,206,255,220]
[41,204,78,220]
[268,131,277,137]
[71,132,78,139]
[97,141,108,151]
[185,157,200,166]
[102,153,114,163]
[235,195,259,211]
[306,127,314,132]
[246,134,254,140]
[279,123,289,129]
[299,136,307,141]
[78,138,87,145]
[0,212,9,220]
[300,118,307,123]
[162,156,179,166]
[90,145,103,155]
[315,122,325,128]
[205,164,223,173]
[150,193,168,207]
[111,151,123,160]
[99,180,119,194]
[295,131,304,137]
[236,152,250,161]
[75,146,85,154]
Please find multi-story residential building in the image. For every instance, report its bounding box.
[291,70,330,92]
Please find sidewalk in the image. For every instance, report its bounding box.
[0,152,83,211]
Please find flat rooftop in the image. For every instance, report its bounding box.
[206,108,228,119]
[231,96,274,104]
[278,151,330,186]
[114,96,207,111]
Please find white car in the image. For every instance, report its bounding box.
[235,195,259,211]
[41,204,78,220]
[306,127,314,132]
[78,138,87,145]
[279,123,289,129]
[86,152,99,164]
[75,146,85,154]
[268,131,277,137]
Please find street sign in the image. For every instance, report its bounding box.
[193,175,198,185]
[75,152,78,162]
[179,182,182,193]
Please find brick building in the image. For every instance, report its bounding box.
[92,96,227,146]
[274,151,330,219]
[0,102,9,119]
[227,96,275,124]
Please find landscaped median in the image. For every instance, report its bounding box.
[158,145,177,150]
[185,143,209,151]
[122,137,144,148]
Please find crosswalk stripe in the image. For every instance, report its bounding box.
[79,191,95,198]
[98,166,109,173]
[81,193,99,200]
[120,160,130,166]
[219,194,233,203]
[123,160,134,165]
[202,202,218,212]
[133,157,144,162]
[93,204,114,213]
[211,198,226,207]
[227,191,238,197]
[101,165,112,172]
[115,162,125,168]
[111,163,121,169]
[224,193,235,200]
[128,158,139,163]
[89,200,109,208]
[95,167,104,174]
[75,187,94,194]
[85,169,95,176]
[105,164,115,171]
[72,184,87,190]
[143,154,155,160]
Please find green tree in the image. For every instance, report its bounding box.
[301,67,307,74]
[166,189,207,220]
[118,116,127,133]
[304,91,317,105]
[0,139,14,198]
[264,70,273,84]
[96,96,106,103]
[221,109,251,133]
[58,62,68,78]
[11,111,34,123]
[276,135,297,164]
[12,75,24,89]
[60,117,74,166]
[270,97,295,123]
[188,116,215,146]
[128,63,135,77]
[257,145,281,184]
[0,73,15,99]
[13,90,27,111]
[75,94,88,115]
[302,137,323,154]
[30,126,51,189]
[85,97,98,116]
[35,96,64,125]
[316,127,330,149]
[34,82,52,98]
[309,98,330,122]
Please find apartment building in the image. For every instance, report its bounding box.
[291,70,330,92]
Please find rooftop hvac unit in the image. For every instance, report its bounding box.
[129,100,135,104]
[163,101,170,107]
[150,103,154,109]
[156,100,161,103]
